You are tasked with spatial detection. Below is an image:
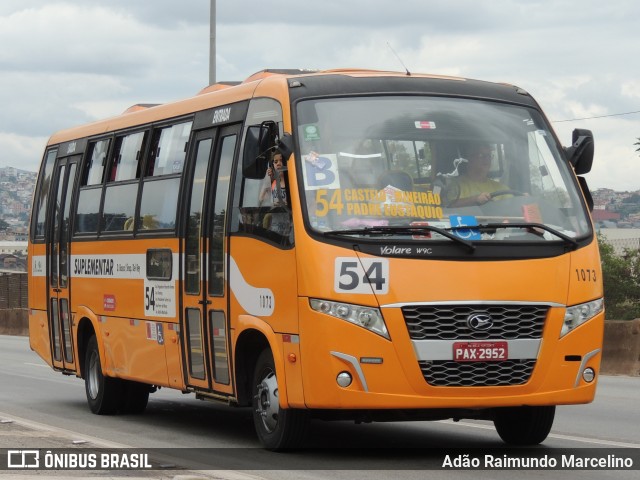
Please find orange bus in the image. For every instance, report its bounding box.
[29,69,603,449]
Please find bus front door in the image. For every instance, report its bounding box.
[181,126,240,395]
[47,155,80,372]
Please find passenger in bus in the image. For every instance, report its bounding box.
[443,142,510,207]
[260,152,287,206]
[260,151,291,236]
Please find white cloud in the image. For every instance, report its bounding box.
[0,132,47,172]
[621,81,640,101]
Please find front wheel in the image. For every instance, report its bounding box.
[493,406,555,445]
[84,335,123,414]
[252,349,308,450]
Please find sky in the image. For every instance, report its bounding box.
[1,0,639,191]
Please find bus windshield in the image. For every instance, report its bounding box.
[296,96,591,243]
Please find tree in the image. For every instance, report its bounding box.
[621,193,640,204]
[0,218,9,231]
[598,234,640,320]
[635,138,640,154]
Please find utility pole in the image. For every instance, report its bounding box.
[209,0,216,85]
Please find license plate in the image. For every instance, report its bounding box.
[453,341,508,362]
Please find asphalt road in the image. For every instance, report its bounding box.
[1,334,638,479]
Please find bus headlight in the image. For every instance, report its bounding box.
[310,299,390,340]
[561,298,604,337]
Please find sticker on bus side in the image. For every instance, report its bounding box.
[334,257,389,294]
[146,321,164,345]
[71,254,144,278]
[32,256,45,276]
[143,279,176,318]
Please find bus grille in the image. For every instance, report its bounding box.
[402,304,548,340]
[403,304,548,387]
[418,359,536,386]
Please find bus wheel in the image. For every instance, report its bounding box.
[120,380,150,414]
[252,349,308,450]
[493,406,555,445]
[84,335,122,415]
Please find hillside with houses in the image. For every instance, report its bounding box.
[0,166,35,241]
[592,188,640,228]
[0,167,33,272]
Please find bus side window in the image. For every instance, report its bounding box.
[31,149,57,240]
[74,139,110,236]
[101,183,137,232]
[233,162,292,246]
[147,249,172,280]
[110,131,147,182]
[147,122,192,176]
[75,188,102,234]
[84,139,110,185]
[135,121,192,231]
[138,178,180,230]
[231,98,292,247]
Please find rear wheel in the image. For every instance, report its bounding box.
[494,406,555,445]
[252,349,308,450]
[84,335,122,414]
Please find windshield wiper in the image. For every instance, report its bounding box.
[322,226,475,252]
[470,222,579,250]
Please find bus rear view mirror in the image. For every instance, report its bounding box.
[565,128,594,175]
[243,121,278,179]
[277,132,294,162]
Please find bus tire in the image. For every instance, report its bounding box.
[120,380,150,414]
[84,335,122,415]
[252,349,308,450]
[493,406,555,445]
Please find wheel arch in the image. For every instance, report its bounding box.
[75,307,101,379]
[234,315,288,407]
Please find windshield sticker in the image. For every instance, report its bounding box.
[303,152,341,190]
[334,257,389,294]
[303,125,321,141]
[522,203,543,223]
[415,121,436,129]
[314,187,443,220]
[449,215,481,240]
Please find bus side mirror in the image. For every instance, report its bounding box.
[565,128,594,175]
[278,132,294,162]
[242,121,278,179]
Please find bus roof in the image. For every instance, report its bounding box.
[46,68,534,146]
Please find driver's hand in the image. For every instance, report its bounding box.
[476,192,492,205]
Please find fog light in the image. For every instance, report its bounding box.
[582,367,596,383]
[336,371,352,388]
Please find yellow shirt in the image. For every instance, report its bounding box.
[444,176,509,206]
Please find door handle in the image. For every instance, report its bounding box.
[198,299,212,305]
[53,288,62,293]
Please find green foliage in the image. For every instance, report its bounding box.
[598,233,640,320]
[621,193,640,204]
